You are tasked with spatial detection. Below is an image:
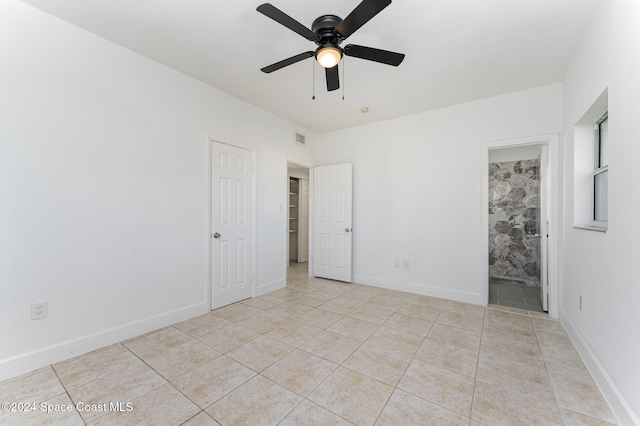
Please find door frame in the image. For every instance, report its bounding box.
[208,137,257,310]
[481,134,560,319]
[284,159,315,282]
[538,144,549,312]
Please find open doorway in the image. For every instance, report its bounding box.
[488,144,547,312]
[285,161,354,285]
[287,162,310,277]
[480,133,560,318]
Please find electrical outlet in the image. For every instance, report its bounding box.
[403,260,410,269]
[394,259,401,268]
[31,301,48,320]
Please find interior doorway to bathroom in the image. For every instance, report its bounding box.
[488,144,548,312]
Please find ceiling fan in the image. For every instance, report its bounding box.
[257,0,405,92]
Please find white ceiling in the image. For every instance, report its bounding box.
[18,0,599,134]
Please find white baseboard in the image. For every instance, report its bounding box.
[560,309,639,426]
[0,301,208,382]
[255,278,285,297]
[352,274,485,305]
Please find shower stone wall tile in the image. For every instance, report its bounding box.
[489,160,540,287]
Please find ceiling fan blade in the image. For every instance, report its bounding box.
[344,44,405,66]
[261,51,314,73]
[257,3,319,42]
[334,0,392,40]
[325,66,340,91]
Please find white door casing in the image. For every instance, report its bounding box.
[313,163,352,282]
[539,145,549,311]
[482,134,559,319]
[299,178,309,263]
[211,141,254,309]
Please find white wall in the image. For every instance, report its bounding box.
[0,0,316,380]
[317,84,562,304]
[488,144,542,163]
[561,0,640,423]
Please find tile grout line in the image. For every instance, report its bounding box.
[468,307,489,423]
[50,364,88,425]
[229,277,372,424]
[371,297,441,425]
[531,318,569,425]
[118,334,223,424]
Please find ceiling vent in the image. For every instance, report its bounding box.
[295,132,306,145]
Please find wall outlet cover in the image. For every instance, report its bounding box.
[31,301,48,320]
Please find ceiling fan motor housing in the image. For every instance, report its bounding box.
[312,15,343,45]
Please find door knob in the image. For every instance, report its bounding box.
[345,228,351,233]
[213,233,221,239]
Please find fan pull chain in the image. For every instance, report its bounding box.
[312,60,316,100]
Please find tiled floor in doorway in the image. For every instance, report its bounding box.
[489,276,544,312]
[0,263,616,425]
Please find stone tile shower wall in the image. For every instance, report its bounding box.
[489,159,540,286]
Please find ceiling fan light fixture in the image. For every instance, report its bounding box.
[316,45,342,68]
[257,1,405,92]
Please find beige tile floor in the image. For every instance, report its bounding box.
[0,263,617,425]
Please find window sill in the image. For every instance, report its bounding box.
[573,224,608,233]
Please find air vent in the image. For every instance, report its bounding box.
[295,132,306,145]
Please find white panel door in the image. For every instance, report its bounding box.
[313,164,352,282]
[539,145,549,312]
[211,142,253,309]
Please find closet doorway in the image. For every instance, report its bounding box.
[287,162,310,271]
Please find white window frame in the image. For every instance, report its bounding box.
[591,112,608,228]
[573,89,607,233]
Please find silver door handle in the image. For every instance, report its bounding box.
[345,228,351,233]
[213,233,221,239]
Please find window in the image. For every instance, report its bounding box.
[573,88,607,232]
[593,113,608,222]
